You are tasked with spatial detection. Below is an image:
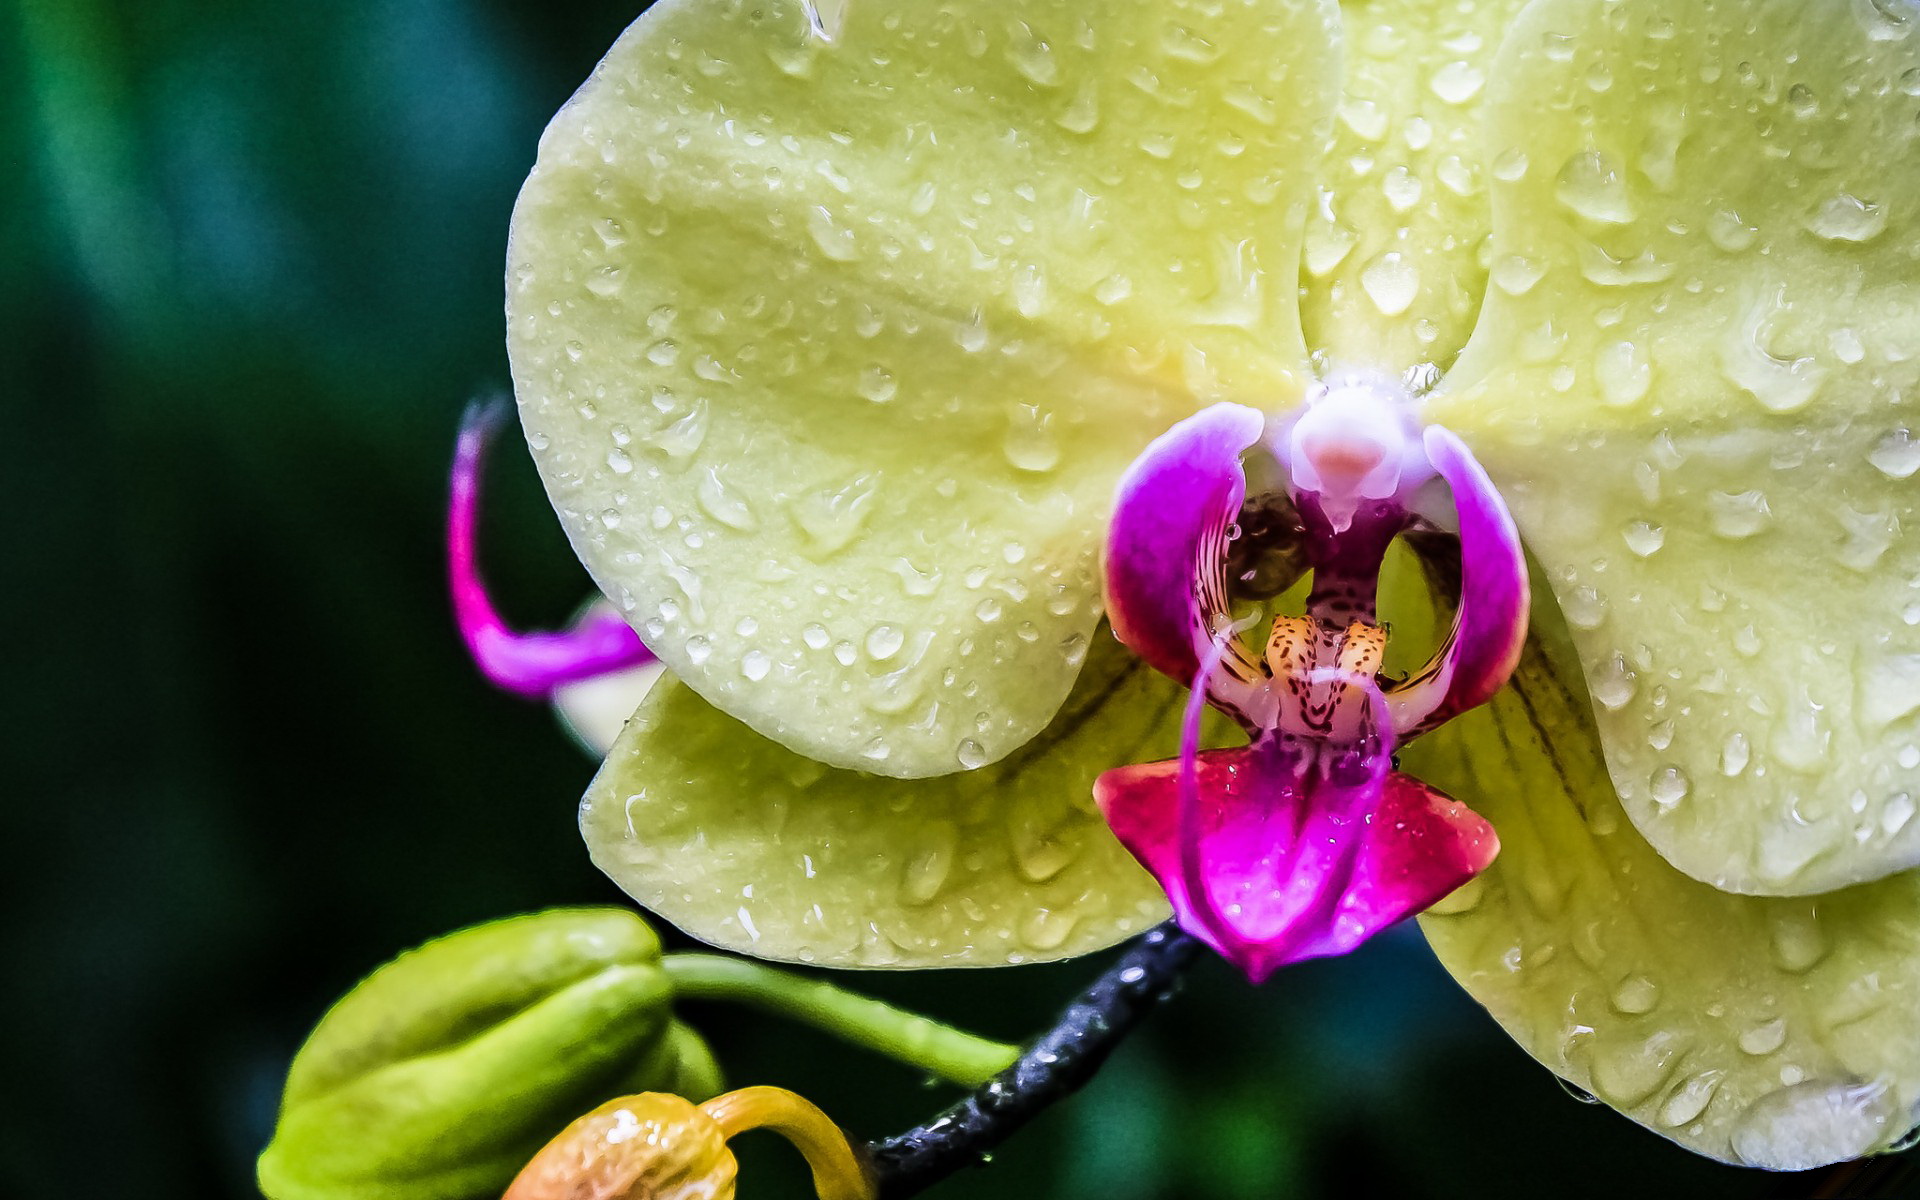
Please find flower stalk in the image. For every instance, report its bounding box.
[866,922,1200,1199]
[661,954,1019,1088]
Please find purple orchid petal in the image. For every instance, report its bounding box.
[1095,682,1498,983]
[449,401,654,698]
[1104,402,1271,717]
[1387,426,1528,737]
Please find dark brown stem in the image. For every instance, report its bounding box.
[865,922,1200,1199]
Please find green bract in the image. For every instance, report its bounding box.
[512,0,1920,1167]
[258,909,716,1200]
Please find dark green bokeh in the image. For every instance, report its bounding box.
[2,1,1911,1197]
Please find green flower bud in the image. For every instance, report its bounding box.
[259,907,709,1200]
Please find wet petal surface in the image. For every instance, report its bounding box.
[1414,591,1920,1169]
[510,0,1340,777]
[580,630,1239,967]
[1431,0,1920,893]
[1299,0,1535,375]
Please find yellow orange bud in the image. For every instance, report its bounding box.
[506,1088,876,1200]
[505,1093,734,1200]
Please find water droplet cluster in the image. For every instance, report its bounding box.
[507,0,1337,775]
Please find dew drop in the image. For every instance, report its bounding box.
[1708,209,1760,252]
[858,365,898,404]
[1555,150,1635,225]
[646,400,711,461]
[696,468,757,531]
[805,206,858,261]
[1738,1018,1788,1057]
[791,473,878,556]
[956,738,989,770]
[865,624,905,661]
[1868,429,1920,479]
[1303,214,1357,278]
[1194,236,1264,329]
[1563,585,1608,630]
[1491,147,1530,182]
[1430,60,1487,104]
[1491,254,1546,296]
[1591,653,1637,710]
[1611,975,1661,1015]
[1056,81,1099,134]
[1018,907,1077,950]
[1883,792,1916,836]
[1768,907,1829,973]
[1005,20,1060,87]
[1557,1078,1602,1105]
[1382,165,1422,212]
[1623,519,1665,557]
[1731,1079,1899,1171]
[1808,194,1887,243]
[1649,765,1691,808]
[1359,251,1419,316]
[1596,339,1652,406]
[1012,263,1049,318]
[1003,402,1061,472]
[956,308,990,353]
[1708,489,1773,539]
[740,649,772,682]
[1721,731,1752,776]
[900,821,957,904]
[1659,1072,1724,1128]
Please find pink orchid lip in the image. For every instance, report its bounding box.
[448,401,655,698]
[1097,387,1527,982]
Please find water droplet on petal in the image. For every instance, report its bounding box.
[1555,150,1635,225]
[1660,1071,1724,1127]
[1623,519,1665,557]
[1359,252,1419,316]
[1003,403,1061,472]
[1739,1018,1788,1056]
[1808,194,1887,242]
[1610,975,1660,1014]
[956,738,989,769]
[1868,429,1920,478]
[805,206,858,261]
[1709,489,1773,539]
[1649,766,1691,808]
[865,624,905,661]
[1430,60,1486,104]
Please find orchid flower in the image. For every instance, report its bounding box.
[468,0,1920,1170]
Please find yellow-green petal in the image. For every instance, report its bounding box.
[1429,0,1920,893]
[580,630,1222,968]
[1412,600,1920,1170]
[1300,0,1533,375]
[509,0,1340,778]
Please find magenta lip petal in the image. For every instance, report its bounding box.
[1094,731,1499,984]
[1104,403,1268,688]
[1390,426,1529,737]
[448,401,655,698]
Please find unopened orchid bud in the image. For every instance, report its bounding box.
[506,1087,875,1200]
[259,908,707,1200]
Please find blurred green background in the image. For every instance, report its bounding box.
[2,1,1912,1197]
